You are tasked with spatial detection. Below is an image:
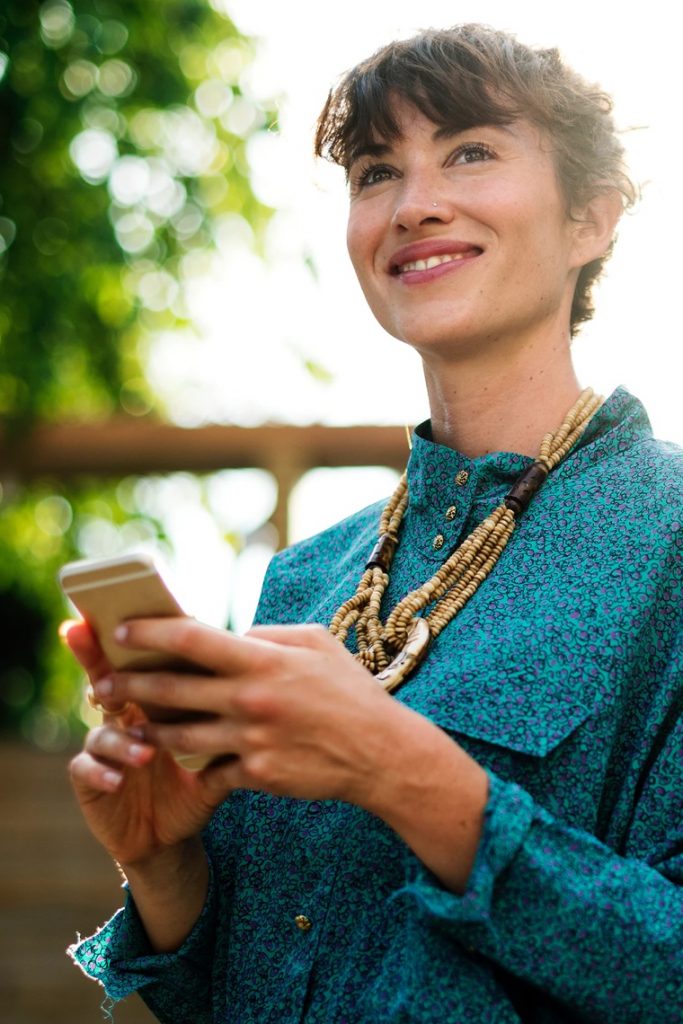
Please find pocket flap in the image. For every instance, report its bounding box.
[400,620,609,758]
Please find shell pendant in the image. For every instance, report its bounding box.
[374,617,431,694]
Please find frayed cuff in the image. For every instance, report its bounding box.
[68,855,217,1003]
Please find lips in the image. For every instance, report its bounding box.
[389,239,483,276]
[397,251,480,273]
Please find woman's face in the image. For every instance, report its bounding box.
[346,100,585,361]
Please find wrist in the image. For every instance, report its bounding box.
[358,703,489,893]
[119,836,210,954]
[119,835,207,892]
[354,702,447,820]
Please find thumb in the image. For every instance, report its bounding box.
[246,623,332,650]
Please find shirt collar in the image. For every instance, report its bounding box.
[407,387,653,510]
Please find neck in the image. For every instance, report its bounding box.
[422,334,582,458]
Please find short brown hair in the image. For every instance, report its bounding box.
[315,24,638,335]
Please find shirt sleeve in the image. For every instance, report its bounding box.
[67,852,218,1024]
[402,737,683,1024]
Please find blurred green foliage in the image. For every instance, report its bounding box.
[0,477,168,745]
[0,0,275,423]
[0,0,277,745]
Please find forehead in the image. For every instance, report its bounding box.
[351,102,549,163]
[345,84,520,166]
[352,91,524,161]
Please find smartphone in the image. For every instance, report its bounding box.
[59,552,190,673]
[59,552,210,769]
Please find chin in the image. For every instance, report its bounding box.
[393,322,485,360]
[378,303,484,354]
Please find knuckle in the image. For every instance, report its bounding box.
[242,723,268,750]
[232,684,274,719]
[242,751,277,788]
[88,724,126,759]
[84,725,107,752]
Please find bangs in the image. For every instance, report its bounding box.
[316,30,528,170]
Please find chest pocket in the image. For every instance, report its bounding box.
[397,618,613,760]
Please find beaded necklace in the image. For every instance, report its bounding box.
[329,388,603,693]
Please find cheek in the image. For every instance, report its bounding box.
[346,205,384,279]
[346,215,367,276]
[505,193,572,271]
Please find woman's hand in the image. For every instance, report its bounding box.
[87,618,403,809]
[65,622,221,870]
[83,616,489,893]
[64,622,218,951]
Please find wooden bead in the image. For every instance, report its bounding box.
[504,461,549,516]
[328,390,601,690]
[365,533,397,572]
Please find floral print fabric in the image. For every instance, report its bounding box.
[69,388,683,1022]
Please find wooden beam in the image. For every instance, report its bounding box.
[0,421,411,479]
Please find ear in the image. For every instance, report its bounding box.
[569,188,624,269]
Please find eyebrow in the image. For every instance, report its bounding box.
[349,141,393,163]
[349,122,516,165]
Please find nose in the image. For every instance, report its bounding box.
[390,182,454,232]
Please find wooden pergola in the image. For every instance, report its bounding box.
[0,420,409,545]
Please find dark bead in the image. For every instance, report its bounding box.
[504,461,549,516]
[365,533,397,571]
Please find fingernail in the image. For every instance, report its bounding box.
[95,677,113,697]
[127,725,145,740]
[103,770,123,789]
[58,620,78,641]
[113,624,129,643]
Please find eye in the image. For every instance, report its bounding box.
[350,162,395,192]
[451,142,495,165]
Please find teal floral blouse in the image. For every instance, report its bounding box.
[69,388,683,1022]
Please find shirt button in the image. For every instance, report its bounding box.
[295,915,312,932]
[432,534,445,551]
[445,505,457,521]
[455,470,469,486]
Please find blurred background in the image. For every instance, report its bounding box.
[0,1,679,1021]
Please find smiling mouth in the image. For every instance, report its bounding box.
[393,249,482,274]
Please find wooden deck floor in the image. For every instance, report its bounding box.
[0,741,156,1024]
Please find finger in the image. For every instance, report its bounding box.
[135,717,245,761]
[85,723,156,769]
[85,682,133,719]
[246,623,332,649]
[59,618,82,643]
[70,749,125,794]
[62,619,112,681]
[100,702,149,732]
[92,671,234,716]
[86,679,144,723]
[115,618,279,676]
[197,747,282,797]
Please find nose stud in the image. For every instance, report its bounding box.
[432,202,438,207]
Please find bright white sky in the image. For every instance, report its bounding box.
[120,0,683,631]
[157,0,683,445]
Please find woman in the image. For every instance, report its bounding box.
[66,24,682,1023]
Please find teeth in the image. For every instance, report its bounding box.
[399,252,472,273]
